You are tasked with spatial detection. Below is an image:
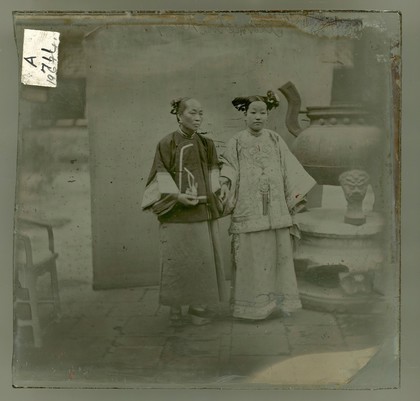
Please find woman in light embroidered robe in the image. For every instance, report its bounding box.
[219,91,316,320]
[141,97,226,326]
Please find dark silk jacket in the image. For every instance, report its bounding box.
[141,130,222,223]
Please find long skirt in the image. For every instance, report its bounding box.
[159,220,227,307]
[231,228,302,320]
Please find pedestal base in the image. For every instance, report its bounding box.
[344,215,366,226]
[298,278,384,313]
[294,208,385,312]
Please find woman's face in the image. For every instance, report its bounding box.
[178,99,203,133]
[245,101,268,132]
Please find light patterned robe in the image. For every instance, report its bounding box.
[220,129,316,319]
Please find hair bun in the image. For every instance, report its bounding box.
[232,97,250,112]
[232,91,280,112]
[170,98,182,115]
[265,90,280,111]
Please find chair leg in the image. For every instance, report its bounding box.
[50,261,61,319]
[26,275,42,348]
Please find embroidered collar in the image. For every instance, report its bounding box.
[247,127,265,137]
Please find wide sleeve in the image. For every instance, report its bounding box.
[219,137,239,188]
[280,140,317,211]
[207,138,221,194]
[219,137,240,213]
[141,139,179,211]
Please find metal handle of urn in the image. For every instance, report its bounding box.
[278,81,305,137]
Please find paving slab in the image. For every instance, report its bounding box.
[61,301,115,318]
[288,342,351,356]
[137,289,160,315]
[227,355,292,378]
[232,318,286,336]
[113,335,167,347]
[230,334,290,356]
[107,301,145,317]
[343,334,386,349]
[18,336,113,369]
[335,313,388,337]
[174,319,232,338]
[156,367,221,384]
[231,334,290,356]
[83,366,160,384]
[104,345,163,369]
[283,309,337,326]
[159,344,221,375]
[162,336,221,358]
[67,316,128,338]
[42,317,81,341]
[122,315,176,336]
[218,334,232,365]
[286,324,345,346]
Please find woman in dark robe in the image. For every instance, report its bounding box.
[141,97,226,326]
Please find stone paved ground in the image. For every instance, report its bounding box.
[13,171,397,389]
[13,283,394,388]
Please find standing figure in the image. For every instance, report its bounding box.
[219,91,316,320]
[141,97,226,326]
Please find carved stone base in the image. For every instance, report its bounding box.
[298,278,384,314]
[294,208,384,312]
[344,214,366,226]
[338,272,373,295]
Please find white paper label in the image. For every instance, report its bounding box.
[21,29,60,88]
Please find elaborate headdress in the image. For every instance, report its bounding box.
[232,90,280,112]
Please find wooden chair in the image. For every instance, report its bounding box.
[14,217,61,347]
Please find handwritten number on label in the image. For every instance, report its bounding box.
[41,44,57,54]
[40,43,58,81]
[22,30,60,87]
[42,54,57,63]
[47,75,56,85]
[41,63,57,74]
